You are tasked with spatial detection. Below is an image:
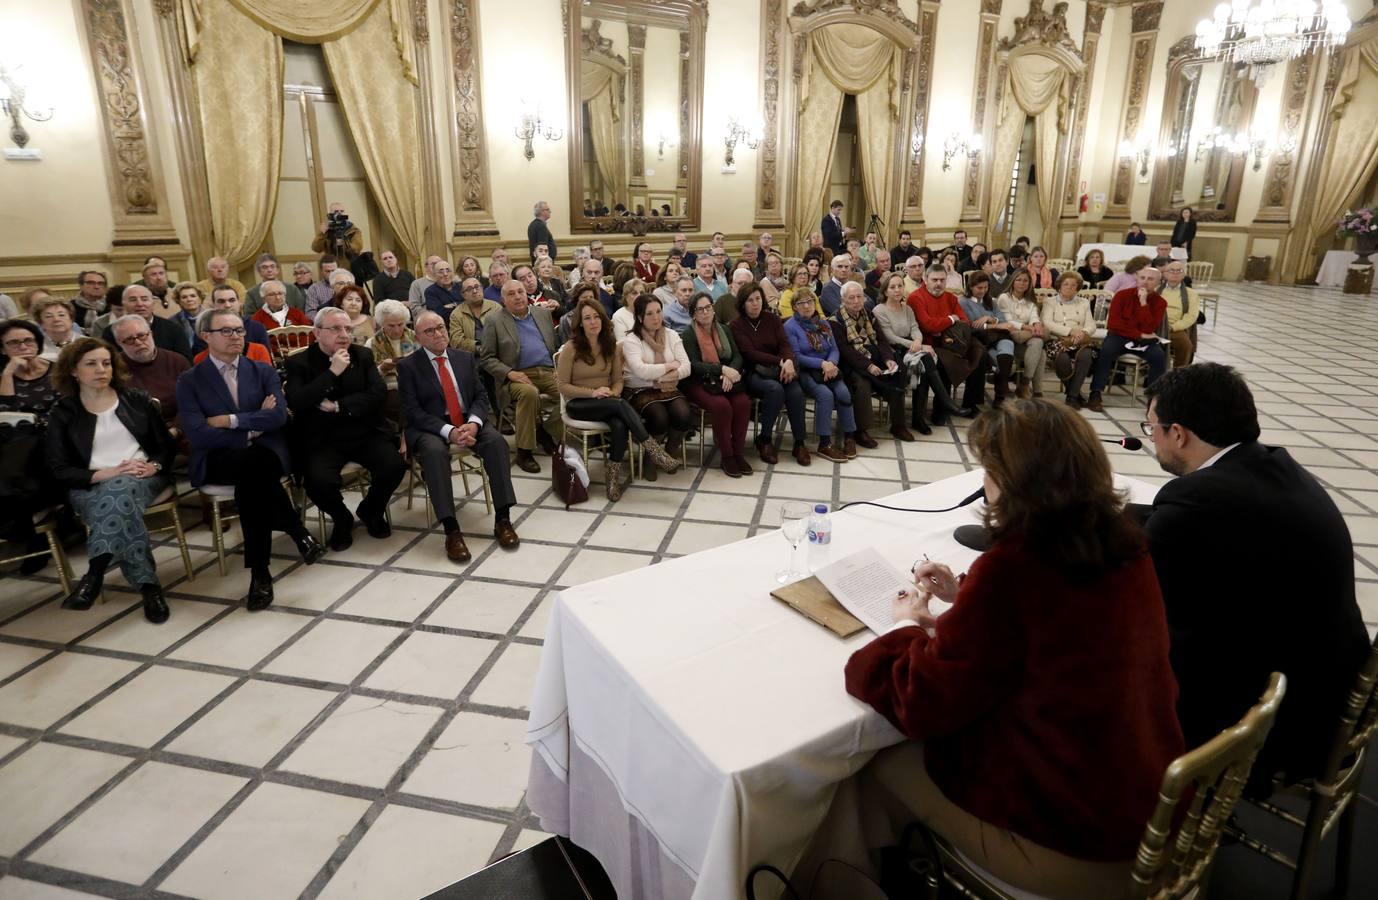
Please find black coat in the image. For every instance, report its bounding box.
[283,343,392,444]
[1170,218,1197,256]
[1143,442,1371,784]
[45,388,176,489]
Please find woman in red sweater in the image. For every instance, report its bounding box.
[1087,266,1168,412]
[834,399,1183,898]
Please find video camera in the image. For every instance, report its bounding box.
[326,209,353,241]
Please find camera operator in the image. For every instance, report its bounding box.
[312,201,363,262]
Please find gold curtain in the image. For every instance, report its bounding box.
[582,62,626,206]
[195,0,283,268]
[985,50,1071,242]
[1302,44,1378,268]
[808,24,901,115]
[324,1,427,262]
[790,58,846,257]
[855,85,899,242]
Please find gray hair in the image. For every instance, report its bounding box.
[926,264,947,278]
[111,314,151,338]
[830,256,851,272]
[328,269,355,286]
[255,252,278,271]
[841,281,865,298]
[292,261,312,274]
[374,298,410,327]
[675,275,695,289]
[572,247,590,262]
[315,307,351,328]
[904,256,924,270]
[533,200,549,216]
[196,308,240,334]
[489,262,509,277]
[260,279,285,294]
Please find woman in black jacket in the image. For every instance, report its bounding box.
[1170,207,1197,258]
[46,338,177,622]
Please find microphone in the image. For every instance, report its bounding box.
[1103,436,1143,451]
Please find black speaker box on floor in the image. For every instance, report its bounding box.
[422,836,617,899]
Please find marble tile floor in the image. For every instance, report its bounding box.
[0,281,1375,899]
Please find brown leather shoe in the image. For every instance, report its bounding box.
[515,449,541,473]
[792,443,811,466]
[1086,391,1104,412]
[755,438,778,465]
[854,430,879,449]
[721,456,742,478]
[736,456,754,475]
[889,425,916,442]
[495,520,520,549]
[536,428,558,455]
[445,531,471,563]
[843,438,858,459]
[817,443,848,463]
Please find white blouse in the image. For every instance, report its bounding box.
[621,328,691,389]
[89,402,147,470]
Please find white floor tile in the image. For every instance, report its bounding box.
[423,582,539,635]
[0,654,140,730]
[468,643,543,711]
[362,631,496,699]
[559,548,658,586]
[279,694,442,789]
[402,712,533,810]
[335,571,455,623]
[60,667,235,747]
[77,599,228,656]
[0,743,130,855]
[168,608,309,670]
[260,619,405,685]
[586,515,673,552]
[471,542,571,586]
[165,679,337,768]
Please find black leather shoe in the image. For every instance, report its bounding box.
[328,518,354,552]
[246,570,274,611]
[955,406,978,419]
[363,516,391,539]
[62,573,103,610]
[515,449,541,473]
[142,587,169,624]
[295,533,326,564]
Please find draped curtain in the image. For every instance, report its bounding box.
[792,24,904,256]
[182,0,424,267]
[985,50,1075,246]
[582,62,626,208]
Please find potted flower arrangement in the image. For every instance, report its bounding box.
[1338,207,1378,263]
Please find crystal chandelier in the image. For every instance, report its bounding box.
[1195,0,1351,83]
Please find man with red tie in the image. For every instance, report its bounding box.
[397,311,519,561]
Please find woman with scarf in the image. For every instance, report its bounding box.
[784,288,856,463]
[681,292,754,477]
[831,281,915,444]
[621,294,693,475]
[1025,247,1060,290]
[872,273,971,434]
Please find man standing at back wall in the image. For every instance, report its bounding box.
[528,200,558,263]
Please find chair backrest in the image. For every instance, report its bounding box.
[1076,289,1107,305]
[1093,296,1110,327]
[1129,672,1287,900]
[781,256,803,271]
[1318,633,1378,790]
[1033,288,1058,307]
[1185,261,1213,287]
[267,325,314,368]
[1048,258,1075,273]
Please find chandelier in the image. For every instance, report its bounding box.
[1195,0,1351,83]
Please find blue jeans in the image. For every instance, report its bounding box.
[745,371,807,443]
[798,371,855,437]
[1090,333,1166,393]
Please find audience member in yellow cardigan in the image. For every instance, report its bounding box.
[1160,260,1201,368]
[448,277,501,353]
[777,265,812,319]
[556,298,681,500]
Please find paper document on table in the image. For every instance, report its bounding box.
[813,547,914,636]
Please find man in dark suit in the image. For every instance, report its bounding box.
[1141,363,1371,787]
[285,308,406,551]
[820,199,851,256]
[528,200,557,263]
[190,285,270,358]
[102,284,192,361]
[399,311,519,561]
[481,279,563,473]
[177,310,325,609]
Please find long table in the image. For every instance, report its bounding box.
[1074,243,1188,266]
[525,470,1160,900]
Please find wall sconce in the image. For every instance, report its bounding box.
[0,64,53,152]
[724,116,760,168]
[940,131,982,171]
[657,131,668,160]
[1118,139,1152,180]
[514,106,562,161]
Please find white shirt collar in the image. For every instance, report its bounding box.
[425,347,448,362]
[210,354,240,374]
[1197,442,1241,471]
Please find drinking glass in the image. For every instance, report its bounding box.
[776,501,813,584]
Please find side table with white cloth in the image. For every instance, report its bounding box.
[1316,249,1361,288]
[1074,243,1187,266]
[525,469,1161,900]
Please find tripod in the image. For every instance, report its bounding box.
[866,212,887,246]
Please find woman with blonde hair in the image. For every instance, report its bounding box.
[777,265,812,319]
[31,296,83,362]
[611,277,649,342]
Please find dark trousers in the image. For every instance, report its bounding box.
[850,367,907,431]
[745,371,807,444]
[203,444,304,570]
[1090,334,1167,393]
[636,395,694,436]
[1054,346,1096,398]
[681,382,751,460]
[413,425,516,523]
[303,434,406,523]
[565,397,650,461]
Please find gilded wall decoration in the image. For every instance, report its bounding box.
[757,0,784,215]
[1257,55,1313,219]
[82,0,158,215]
[997,0,1080,54]
[413,0,429,43]
[789,0,919,35]
[451,0,488,214]
[629,25,646,183]
[905,3,937,215]
[1062,1,1104,209]
[1111,12,1158,212]
[963,4,1002,218]
[679,31,690,184]
[1131,0,1163,33]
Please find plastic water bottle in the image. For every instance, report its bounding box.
[807,503,832,571]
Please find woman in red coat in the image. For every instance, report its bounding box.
[817,400,1183,899]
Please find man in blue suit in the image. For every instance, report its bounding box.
[820,199,851,256]
[398,311,519,563]
[177,309,325,610]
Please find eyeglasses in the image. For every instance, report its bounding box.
[208,327,247,338]
[1140,420,1169,437]
[2,337,37,349]
[318,325,354,335]
[118,332,152,345]
[419,325,447,336]
[82,280,107,287]
[462,285,482,293]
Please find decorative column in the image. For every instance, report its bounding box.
[678,32,691,191]
[962,0,1002,225]
[1253,55,1317,225]
[152,0,212,270]
[1107,0,1162,218]
[628,25,647,194]
[1278,49,1347,282]
[1060,1,1104,218]
[754,0,785,229]
[411,0,446,258]
[79,0,185,271]
[447,0,500,241]
[901,0,939,227]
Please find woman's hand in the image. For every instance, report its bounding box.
[867,363,882,377]
[892,589,937,629]
[820,360,839,380]
[779,359,796,383]
[912,561,959,605]
[921,344,937,359]
[592,386,613,399]
[721,365,740,384]
[1031,322,1045,339]
[908,338,925,354]
[1069,328,1086,342]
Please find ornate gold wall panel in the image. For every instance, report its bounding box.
[1061,1,1104,215]
[628,25,647,189]
[1108,0,1161,216]
[901,0,938,226]
[447,0,499,238]
[962,0,1001,225]
[1254,54,1316,225]
[755,0,786,228]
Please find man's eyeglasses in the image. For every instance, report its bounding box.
[208,327,246,338]
[318,325,354,335]
[1140,420,1169,437]
[418,325,447,336]
[118,332,152,345]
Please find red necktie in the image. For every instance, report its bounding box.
[434,354,464,425]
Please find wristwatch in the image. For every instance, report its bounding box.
[151,461,162,473]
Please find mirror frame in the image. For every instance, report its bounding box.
[564,0,706,235]
[1149,38,1258,223]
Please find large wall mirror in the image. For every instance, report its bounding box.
[564,0,705,234]
[1149,40,1258,222]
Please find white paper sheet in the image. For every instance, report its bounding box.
[813,547,915,635]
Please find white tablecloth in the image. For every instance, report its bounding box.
[525,470,1159,900]
[1075,243,1187,265]
[1317,250,1361,288]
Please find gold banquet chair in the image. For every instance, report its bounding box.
[1186,262,1218,328]
[266,325,314,372]
[1229,634,1378,899]
[918,672,1287,900]
[1047,258,1075,274]
[404,446,492,527]
[0,509,74,595]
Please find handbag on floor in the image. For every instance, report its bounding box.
[551,444,589,508]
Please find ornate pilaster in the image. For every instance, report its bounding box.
[152,0,212,268]
[79,0,183,253]
[628,25,647,190]
[1108,0,1162,217]
[962,0,1002,224]
[1254,54,1315,225]
[447,0,499,239]
[1061,1,1104,216]
[754,0,786,228]
[410,0,444,258]
[678,31,691,189]
[1278,48,1348,282]
[902,0,938,226]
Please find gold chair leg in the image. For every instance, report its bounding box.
[406,465,416,510]
[45,529,72,595]
[212,500,228,576]
[1334,792,1358,898]
[170,506,195,582]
